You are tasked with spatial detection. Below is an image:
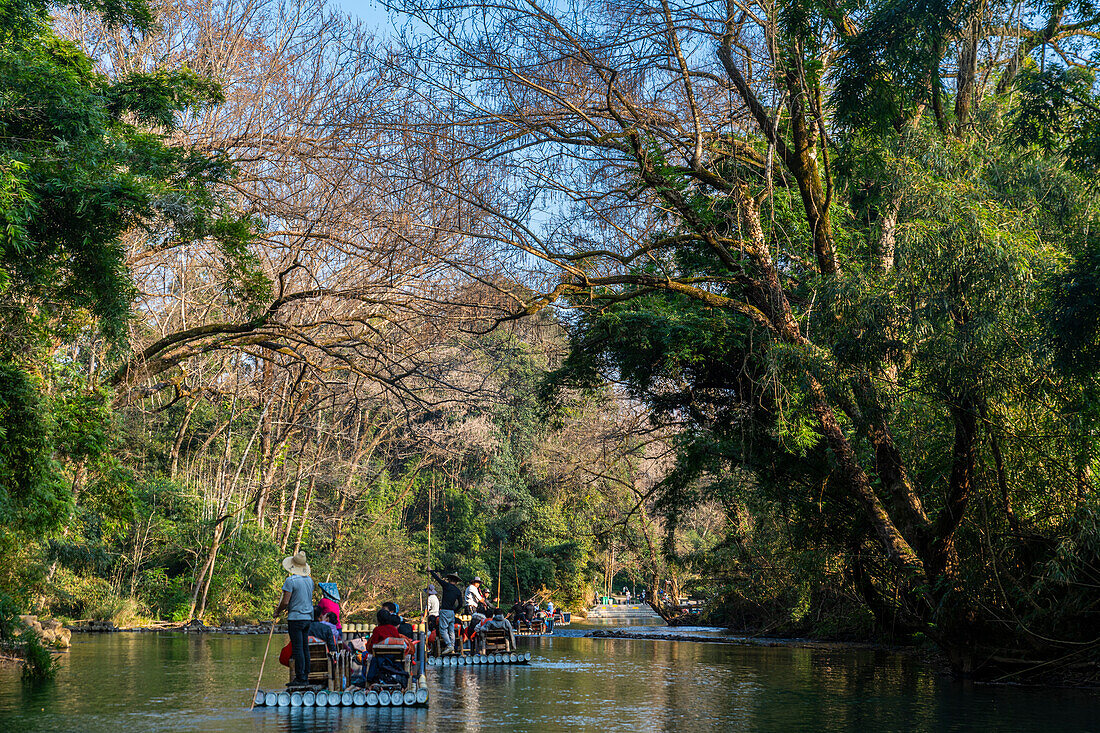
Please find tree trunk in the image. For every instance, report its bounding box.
[954,13,981,134]
[294,474,316,555]
[254,384,274,527]
[194,522,226,620]
[735,183,925,574]
[187,524,220,620]
[929,395,980,582]
[169,393,201,478]
[995,8,1065,95]
[875,195,902,274]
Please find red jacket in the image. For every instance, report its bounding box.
[365,623,405,653]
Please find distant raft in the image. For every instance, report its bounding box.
[426,651,531,666]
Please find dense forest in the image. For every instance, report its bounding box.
[1,0,1099,682]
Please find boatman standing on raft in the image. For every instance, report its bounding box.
[424,584,440,633]
[465,576,487,615]
[274,551,314,687]
[427,568,464,655]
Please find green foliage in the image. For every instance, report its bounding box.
[554,46,1100,649]
[833,0,964,132]
[1012,64,1100,175]
[0,0,280,627]
[1050,234,1100,384]
[0,0,268,442]
[19,629,59,681]
[0,591,19,640]
[0,364,69,533]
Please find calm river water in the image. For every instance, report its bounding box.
[1,624,1098,732]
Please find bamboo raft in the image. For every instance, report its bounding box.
[426,614,534,663]
[514,628,552,637]
[512,617,554,636]
[253,621,430,708]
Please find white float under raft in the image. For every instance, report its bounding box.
[426,651,531,667]
[252,682,429,708]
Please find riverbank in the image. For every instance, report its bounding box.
[66,620,279,634]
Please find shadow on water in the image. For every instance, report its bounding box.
[1,631,1098,732]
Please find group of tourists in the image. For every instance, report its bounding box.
[508,598,559,632]
[273,552,562,677]
[274,551,418,688]
[420,568,564,653]
[424,568,506,654]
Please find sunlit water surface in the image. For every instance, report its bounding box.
[1,624,1098,732]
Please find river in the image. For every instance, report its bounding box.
[1,623,1097,732]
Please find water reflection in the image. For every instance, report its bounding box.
[251,705,430,733]
[1,630,1098,732]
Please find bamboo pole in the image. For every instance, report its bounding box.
[495,540,502,603]
[512,546,520,603]
[250,620,277,710]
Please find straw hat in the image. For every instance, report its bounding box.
[444,572,461,582]
[282,551,311,576]
[471,576,483,584]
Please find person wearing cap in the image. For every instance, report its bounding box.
[427,568,464,654]
[274,551,314,687]
[464,576,487,615]
[424,585,440,633]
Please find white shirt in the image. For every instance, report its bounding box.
[427,594,440,616]
[465,584,485,608]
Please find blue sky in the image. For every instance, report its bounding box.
[334,0,392,29]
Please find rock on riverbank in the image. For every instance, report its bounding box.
[18,615,71,648]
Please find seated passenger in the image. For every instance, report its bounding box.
[382,601,415,638]
[318,611,341,642]
[308,609,339,655]
[477,607,516,651]
[465,611,486,651]
[365,609,411,654]
[362,608,415,688]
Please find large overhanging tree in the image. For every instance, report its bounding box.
[384,0,1100,675]
[0,0,258,534]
